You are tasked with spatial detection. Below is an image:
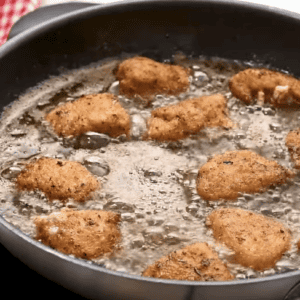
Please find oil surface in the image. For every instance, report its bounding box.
[1,54,300,280]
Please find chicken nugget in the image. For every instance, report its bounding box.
[116,57,189,99]
[142,242,233,281]
[207,208,291,270]
[46,93,130,137]
[229,68,300,107]
[16,157,99,202]
[286,129,300,168]
[197,150,294,200]
[34,208,121,259]
[147,94,233,141]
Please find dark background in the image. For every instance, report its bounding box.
[1,243,86,299]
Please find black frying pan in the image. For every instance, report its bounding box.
[2,1,300,299]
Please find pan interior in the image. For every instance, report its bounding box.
[0,51,300,281]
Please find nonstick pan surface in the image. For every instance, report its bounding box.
[2,1,300,299]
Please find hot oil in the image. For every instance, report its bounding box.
[0,54,300,280]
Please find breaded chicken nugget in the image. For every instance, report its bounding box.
[197,150,294,200]
[46,93,130,137]
[147,94,233,141]
[142,242,233,281]
[34,208,121,259]
[207,208,291,270]
[229,68,300,106]
[16,157,99,202]
[286,129,300,168]
[116,57,189,99]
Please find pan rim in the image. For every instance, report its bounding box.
[2,0,300,57]
[1,212,300,286]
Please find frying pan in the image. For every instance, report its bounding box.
[2,0,300,299]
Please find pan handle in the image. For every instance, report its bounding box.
[8,2,99,40]
[284,280,300,300]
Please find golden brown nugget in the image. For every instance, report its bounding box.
[197,150,294,200]
[34,208,121,259]
[46,93,130,137]
[16,157,99,202]
[229,68,300,106]
[207,208,291,270]
[142,242,233,281]
[147,94,233,141]
[286,129,300,168]
[116,57,189,99]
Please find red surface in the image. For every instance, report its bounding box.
[0,0,41,46]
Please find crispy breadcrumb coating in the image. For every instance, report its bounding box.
[34,208,121,259]
[142,242,233,281]
[286,129,300,169]
[229,68,300,106]
[16,157,99,202]
[147,94,233,141]
[46,93,130,137]
[197,150,294,200]
[116,57,189,99]
[207,208,291,270]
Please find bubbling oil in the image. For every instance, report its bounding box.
[1,54,300,280]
